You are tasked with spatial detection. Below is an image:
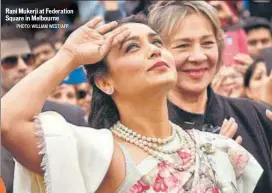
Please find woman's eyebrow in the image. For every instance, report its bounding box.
[119,36,138,49]
[119,32,159,49]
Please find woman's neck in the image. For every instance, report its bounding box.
[168,87,208,114]
[115,93,171,139]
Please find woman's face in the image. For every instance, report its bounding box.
[217,66,244,98]
[166,13,219,94]
[48,84,78,106]
[246,62,268,101]
[75,83,92,115]
[105,23,177,99]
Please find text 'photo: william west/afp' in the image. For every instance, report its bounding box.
[1,0,272,193]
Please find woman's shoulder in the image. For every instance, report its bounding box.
[14,111,115,193]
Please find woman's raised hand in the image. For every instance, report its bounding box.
[61,17,130,67]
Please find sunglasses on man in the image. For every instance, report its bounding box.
[1,53,36,70]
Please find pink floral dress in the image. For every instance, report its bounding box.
[117,130,263,193]
[13,112,263,193]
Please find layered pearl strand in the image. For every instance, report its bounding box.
[111,121,196,171]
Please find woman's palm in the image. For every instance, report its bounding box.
[61,17,129,66]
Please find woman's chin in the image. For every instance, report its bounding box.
[152,77,177,91]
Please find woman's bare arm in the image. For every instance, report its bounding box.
[1,46,77,174]
[1,17,129,174]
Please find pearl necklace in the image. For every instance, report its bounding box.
[111,121,196,171]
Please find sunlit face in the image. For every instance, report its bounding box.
[75,83,92,115]
[105,23,177,99]
[246,62,268,101]
[166,13,219,94]
[48,84,78,105]
[247,28,272,58]
[1,39,35,94]
[32,43,56,68]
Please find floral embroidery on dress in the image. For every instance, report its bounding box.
[126,131,220,193]
[228,146,249,178]
[177,151,192,165]
[153,174,168,192]
[125,130,253,193]
[127,180,150,193]
[126,154,219,193]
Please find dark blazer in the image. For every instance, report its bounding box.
[168,87,272,193]
[1,100,88,193]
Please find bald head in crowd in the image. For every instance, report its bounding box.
[1,26,35,96]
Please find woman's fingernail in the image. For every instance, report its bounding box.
[266,109,272,115]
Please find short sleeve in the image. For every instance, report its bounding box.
[13,111,114,193]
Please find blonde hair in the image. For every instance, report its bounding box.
[148,1,225,67]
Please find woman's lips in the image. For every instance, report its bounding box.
[148,61,169,71]
[182,68,208,79]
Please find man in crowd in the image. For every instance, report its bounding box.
[1,25,87,193]
[243,16,272,58]
[29,38,56,68]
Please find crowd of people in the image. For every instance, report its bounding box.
[1,1,272,193]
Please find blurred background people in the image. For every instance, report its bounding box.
[30,38,56,68]
[1,26,36,193]
[208,1,249,67]
[208,0,239,28]
[1,25,86,193]
[244,58,272,106]
[243,17,272,58]
[75,82,92,116]
[48,66,92,116]
[124,0,152,16]
[48,84,78,105]
[244,59,268,101]
[212,66,245,98]
[1,26,35,97]
[77,0,126,24]
[247,0,272,21]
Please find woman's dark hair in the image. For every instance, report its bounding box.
[85,14,149,129]
[244,58,265,88]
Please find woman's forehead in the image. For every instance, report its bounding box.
[121,23,157,38]
[165,13,215,42]
[59,84,75,90]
